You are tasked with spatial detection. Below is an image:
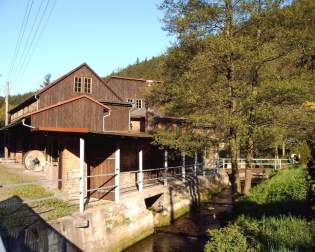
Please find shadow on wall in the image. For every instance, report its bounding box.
[167,174,202,224]
[0,196,81,252]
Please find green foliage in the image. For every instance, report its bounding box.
[0,165,77,228]
[292,141,312,164]
[150,0,315,163]
[0,91,35,127]
[205,224,250,252]
[40,73,51,88]
[233,215,314,252]
[112,56,164,80]
[246,167,308,204]
[205,167,314,251]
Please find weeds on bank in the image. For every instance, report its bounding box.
[205,166,315,252]
[0,165,77,231]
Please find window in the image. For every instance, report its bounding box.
[136,99,142,109]
[127,98,135,107]
[84,77,92,93]
[74,77,82,93]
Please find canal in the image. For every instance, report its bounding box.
[125,189,233,252]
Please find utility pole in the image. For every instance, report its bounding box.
[4,81,9,159]
[5,81,9,126]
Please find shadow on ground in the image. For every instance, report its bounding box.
[0,196,81,252]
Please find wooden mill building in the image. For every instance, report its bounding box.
[0,63,190,202]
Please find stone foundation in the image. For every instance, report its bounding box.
[1,171,230,252]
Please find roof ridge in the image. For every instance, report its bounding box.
[26,95,111,117]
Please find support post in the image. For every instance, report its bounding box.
[279,159,282,170]
[164,150,168,186]
[182,153,186,181]
[115,145,120,203]
[4,133,9,159]
[274,158,277,170]
[194,151,197,176]
[138,149,143,192]
[222,159,225,169]
[79,137,85,213]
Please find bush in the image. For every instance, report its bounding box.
[205,215,314,252]
[235,215,314,252]
[237,167,309,216]
[248,167,308,204]
[205,166,314,252]
[204,224,251,252]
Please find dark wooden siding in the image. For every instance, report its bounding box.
[87,137,116,200]
[105,78,149,102]
[31,98,104,131]
[104,105,130,131]
[31,97,130,132]
[39,65,121,108]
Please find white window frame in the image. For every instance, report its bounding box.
[136,99,142,109]
[74,77,82,93]
[84,77,92,94]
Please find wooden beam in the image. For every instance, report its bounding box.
[115,145,120,203]
[79,137,85,213]
[138,149,143,192]
[36,127,89,133]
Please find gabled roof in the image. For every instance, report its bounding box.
[3,95,111,131]
[9,63,124,114]
[103,75,162,84]
[27,95,111,117]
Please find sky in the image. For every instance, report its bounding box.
[0,0,173,95]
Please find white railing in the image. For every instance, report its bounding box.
[219,158,291,170]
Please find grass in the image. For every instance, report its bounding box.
[0,165,78,230]
[205,166,315,252]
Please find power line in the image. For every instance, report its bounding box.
[7,0,34,79]
[18,0,57,82]
[13,0,47,82]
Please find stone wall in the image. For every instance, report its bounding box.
[0,171,230,252]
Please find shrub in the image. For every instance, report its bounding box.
[237,167,309,216]
[205,215,314,252]
[204,224,251,252]
[248,167,308,204]
[205,166,314,252]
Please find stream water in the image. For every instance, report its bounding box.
[125,189,233,252]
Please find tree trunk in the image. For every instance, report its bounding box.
[230,134,241,194]
[275,144,279,159]
[243,133,254,195]
[282,141,286,158]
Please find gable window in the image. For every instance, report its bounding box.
[84,77,92,93]
[136,99,142,109]
[74,77,82,93]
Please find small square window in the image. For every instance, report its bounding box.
[136,99,142,109]
[84,78,92,93]
[74,77,81,93]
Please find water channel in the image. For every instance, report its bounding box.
[125,189,233,252]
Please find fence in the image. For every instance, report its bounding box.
[0,162,205,216]
[0,155,293,216]
[219,158,291,170]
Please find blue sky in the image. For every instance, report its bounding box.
[0,0,172,95]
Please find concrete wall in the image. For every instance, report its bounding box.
[0,171,230,252]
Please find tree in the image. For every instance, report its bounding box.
[41,73,51,88]
[149,0,315,195]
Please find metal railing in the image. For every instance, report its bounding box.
[218,158,291,170]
